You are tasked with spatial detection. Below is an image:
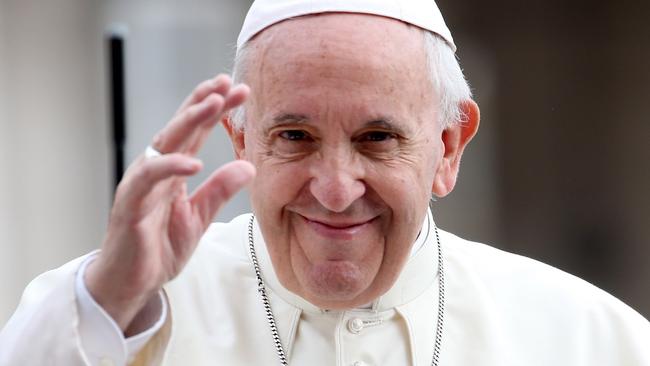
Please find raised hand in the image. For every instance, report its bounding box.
[84,75,255,332]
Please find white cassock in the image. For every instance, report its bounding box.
[1,211,649,365]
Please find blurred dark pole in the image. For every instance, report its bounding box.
[107,30,126,191]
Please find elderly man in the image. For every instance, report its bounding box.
[1,0,649,365]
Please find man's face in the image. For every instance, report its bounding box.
[236,14,446,309]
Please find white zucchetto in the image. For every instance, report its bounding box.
[237,0,456,51]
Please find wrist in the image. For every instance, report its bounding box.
[84,257,161,331]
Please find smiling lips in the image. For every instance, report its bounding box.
[301,215,376,240]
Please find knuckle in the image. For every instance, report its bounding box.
[137,161,157,182]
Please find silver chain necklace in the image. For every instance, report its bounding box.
[247,215,445,365]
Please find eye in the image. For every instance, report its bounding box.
[358,131,397,143]
[279,130,311,141]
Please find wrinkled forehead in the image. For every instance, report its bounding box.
[240,14,437,127]
[247,13,427,72]
[251,13,424,57]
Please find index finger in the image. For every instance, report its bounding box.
[152,83,250,155]
[176,74,232,114]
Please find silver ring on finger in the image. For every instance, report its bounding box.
[145,145,163,158]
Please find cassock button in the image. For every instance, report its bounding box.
[347,318,364,334]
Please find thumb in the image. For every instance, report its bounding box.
[189,160,256,228]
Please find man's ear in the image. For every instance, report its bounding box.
[432,100,480,197]
[222,115,246,159]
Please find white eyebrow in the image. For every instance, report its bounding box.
[271,113,310,126]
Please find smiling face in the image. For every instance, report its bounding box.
[229,14,464,309]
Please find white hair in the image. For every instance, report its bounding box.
[422,30,473,127]
[230,29,472,129]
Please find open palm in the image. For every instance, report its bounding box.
[85,75,255,331]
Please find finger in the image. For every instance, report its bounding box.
[223,83,250,111]
[189,160,256,228]
[153,93,225,154]
[119,154,203,207]
[154,82,251,157]
[176,74,232,114]
[183,84,251,155]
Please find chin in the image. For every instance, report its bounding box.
[300,260,376,308]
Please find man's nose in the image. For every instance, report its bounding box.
[308,151,366,213]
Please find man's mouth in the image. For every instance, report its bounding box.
[300,215,376,239]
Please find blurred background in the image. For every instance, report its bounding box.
[0,0,648,325]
